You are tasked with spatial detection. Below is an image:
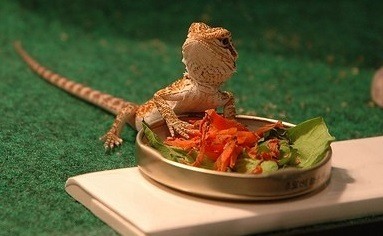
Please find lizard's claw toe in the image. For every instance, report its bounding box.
[100,132,123,150]
[168,120,198,139]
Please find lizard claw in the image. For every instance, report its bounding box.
[100,131,123,150]
[167,119,198,139]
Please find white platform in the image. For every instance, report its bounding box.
[65,136,383,236]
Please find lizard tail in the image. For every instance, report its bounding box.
[13,41,138,125]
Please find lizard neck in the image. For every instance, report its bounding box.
[184,72,222,94]
[182,55,234,90]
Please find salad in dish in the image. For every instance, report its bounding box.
[143,109,335,174]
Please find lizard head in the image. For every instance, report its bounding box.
[182,22,238,86]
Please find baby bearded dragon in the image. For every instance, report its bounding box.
[14,22,238,149]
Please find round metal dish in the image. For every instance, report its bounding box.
[135,115,332,201]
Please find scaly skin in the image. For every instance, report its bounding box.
[14,22,238,149]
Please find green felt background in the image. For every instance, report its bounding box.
[1,0,383,235]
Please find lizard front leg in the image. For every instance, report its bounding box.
[221,91,236,119]
[153,90,195,138]
[100,104,137,149]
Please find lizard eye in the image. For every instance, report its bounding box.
[220,38,230,46]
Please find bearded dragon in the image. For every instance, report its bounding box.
[14,22,238,149]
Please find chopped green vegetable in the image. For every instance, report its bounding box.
[234,156,262,174]
[260,161,279,174]
[277,140,299,166]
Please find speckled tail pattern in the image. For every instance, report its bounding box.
[14,42,138,117]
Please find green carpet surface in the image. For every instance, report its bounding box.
[1,0,383,235]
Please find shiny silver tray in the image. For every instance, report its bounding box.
[135,115,332,201]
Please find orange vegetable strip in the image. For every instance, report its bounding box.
[259,139,280,160]
[214,138,238,171]
[164,136,200,150]
[236,130,259,146]
[252,165,263,174]
[229,145,243,169]
[205,109,247,131]
[254,120,284,137]
[192,117,210,167]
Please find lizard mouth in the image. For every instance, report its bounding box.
[228,46,237,70]
[228,46,238,60]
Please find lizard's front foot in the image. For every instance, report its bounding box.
[100,131,123,150]
[167,119,198,138]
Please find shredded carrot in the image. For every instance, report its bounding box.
[165,109,286,172]
[204,109,247,131]
[254,120,284,138]
[164,136,200,150]
[192,117,210,166]
[252,165,263,174]
[214,138,241,171]
[259,139,280,160]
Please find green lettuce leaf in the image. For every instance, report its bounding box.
[287,117,335,168]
